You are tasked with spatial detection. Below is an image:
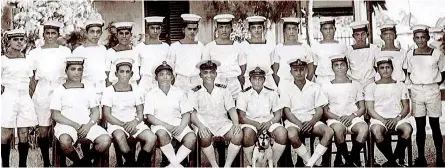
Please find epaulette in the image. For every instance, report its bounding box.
[215,83,227,88]
[264,86,274,91]
[191,85,201,92]
[243,86,252,92]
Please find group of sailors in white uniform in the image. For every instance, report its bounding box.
[1,12,445,167]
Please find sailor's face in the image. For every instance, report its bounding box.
[284,24,298,41]
[116,65,133,83]
[147,24,162,39]
[377,63,393,79]
[199,69,216,84]
[184,24,199,40]
[117,29,132,45]
[9,36,25,51]
[156,69,174,85]
[353,30,368,45]
[43,28,59,44]
[320,24,336,39]
[332,61,348,74]
[413,32,429,48]
[66,64,83,82]
[86,26,103,44]
[250,76,265,90]
[249,24,264,39]
[291,66,307,81]
[217,24,232,39]
[380,30,396,42]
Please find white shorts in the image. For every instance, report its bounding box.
[314,75,335,85]
[1,89,38,128]
[369,117,412,131]
[244,74,277,91]
[240,123,283,134]
[54,124,109,144]
[215,76,242,100]
[411,84,442,118]
[326,117,366,133]
[151,125,194,142]
[174,74,202,92]
[139,75,157,96]
[107,122,150,138]
[33,79,63,126]
[284,114,325,130]
[194,114,233,137]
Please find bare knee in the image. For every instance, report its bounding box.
[155,130,171,146]
[273,127,288,145]
[1,128,14,144]
[112,130,128,142]
[59,134,74,151]
[199,136,213,148]
[17,128,29,143]
[287,127,302,148]
[242,128,256,147]
[38,126,50,138]
[398,124,413,140]
[182,133,197,149]
[331,124,346,144]
[231,131,243,145]
[371,125,385,143]
[323,127,334,140]
[94,135,112,153]
[354,123,369,143]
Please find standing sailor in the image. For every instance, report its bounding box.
[28,20,72,167]
[169,14,204,92]
[202,14,243,99]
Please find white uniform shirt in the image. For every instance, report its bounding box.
[346,44,377,83]
[273,43,314,80]
[135,42,170,77]
[365,82,409,118]
[405,49,445,84]
[311,42,348,77]
[237,87,282,122]
[239,41,275,76]
[50,85,98,124]
[321,81,364,116]
[28,46,71,81]
[105,49,140,83]
[169,41,204,77]
[374,48,407,82]
[72,45,107,82]
[1,56,33,90]
[202,41,243,78]
[280,80,328,116]
[188,84,235,118]
[101,84,144,122]
[143,86,193,125]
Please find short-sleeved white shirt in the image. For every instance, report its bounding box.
[188,84,235,120]
[280,80,328,116]
[105,48,140,83]
[237,87,282,122]
[374,48,407,82]
[346,44,377,83]
[135,42,170,77]
[273,43,314,80]
[321,81,364,116]
[73,45,108,82]
[28,46,71,81]
[239,41,275,76]
[365,82,409,118]
[101,84,144,122]
[311,42,348,77]
[202,41,243,78]
[1,56,33,90]
[143,86,193,125]
[405,49,445,84]
[50,85,98,124]
[168,41,204,77]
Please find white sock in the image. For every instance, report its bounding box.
[306,144,328,167]
[272,143,286,165]
[202,144,218,167]
[176,145,192,163]
[224,143,241,167]
[295,144,311,164]
[243,146,255,165]
[160,144,181,167]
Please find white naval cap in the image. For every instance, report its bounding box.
[350,20,369,32]
[181,14,201,24]
[84,19,104,29]
[247,66,268,77]
[375,55,394,66]
[379,23,397,32]
[410,24,430,34]
[329,54,347,62]
[287,58,310,68]
[319,17,335,25]
[282,17,301,24]
[6,29,26,38]
[246,16,267,23]
[152,60,175,76]
[144,16,165,25]
[65,56,86,65]
[43,20,62,29]
[429,26,443,33]
[195,59,221,70]
[113,22,134,31]
[214,14,235,23]
[114,57,135,67]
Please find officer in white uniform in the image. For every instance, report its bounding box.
[169,14,204,92]
[188,60,243,167]
[281,58,334,167]
[1,29,38,167]
[321,54,369,166]
[311,17,348,84]
[237,66,287,167]
[144,61,196,168]
[27,20,71,166]
[405,24,445,167]
[102,58,156,166]
[347,20,377,89]
[374,23,407,82]
[136,16,170,95]
[240,16,277,91]
[73,18,107,101]
[105,22,140,86]
[366,56,413,166]
[51,56,111,166]
[202,14,243,100]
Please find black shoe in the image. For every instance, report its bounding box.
[413,158,427,167]
[334,157,344,167]
[381,161,401,167]
[436,159,445,167]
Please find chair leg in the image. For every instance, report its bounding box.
[196,141,201,167]
[369,133,374,167]
[52,137,60,167]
